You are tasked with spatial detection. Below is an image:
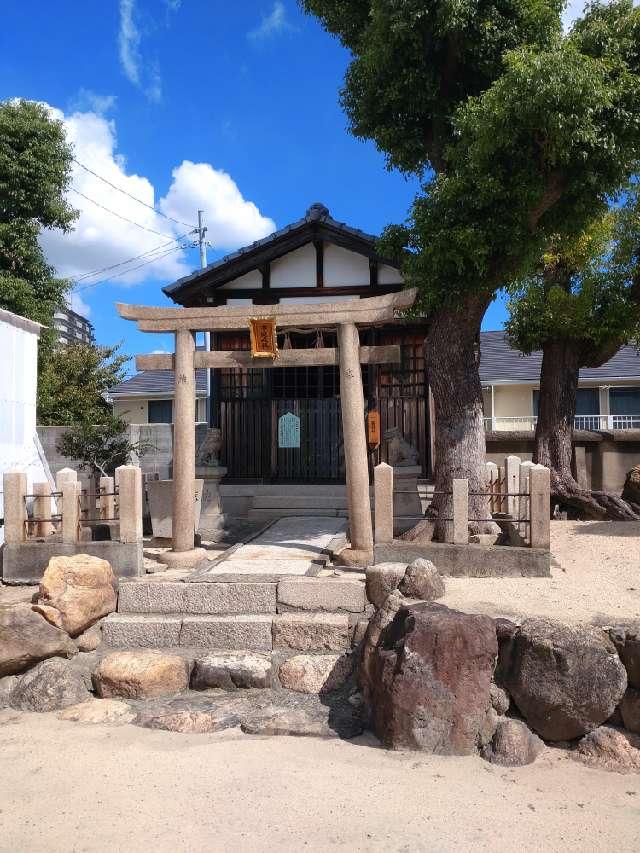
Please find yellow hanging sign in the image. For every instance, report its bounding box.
[249,317,278,358]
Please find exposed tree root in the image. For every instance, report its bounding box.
[551,473,640,521]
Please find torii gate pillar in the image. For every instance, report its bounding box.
[338,322,373,553]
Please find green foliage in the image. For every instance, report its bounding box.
[57,416,148,478]
[506,187,640,364]
[0,99,76,335]
[38,343,129,426]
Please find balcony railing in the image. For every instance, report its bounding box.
[484,415,640,432]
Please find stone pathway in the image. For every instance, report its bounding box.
[192,516,347,580]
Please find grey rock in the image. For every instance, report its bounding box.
[191,653,272,690]
[76,622,103,653]
[483,719,544,766]
[574,725,640,773]
[0,603,77,677]
[498,618,627,741]
[10,657,90,712]
[398,559,445,601]
[490,682,511,716]
[609,623,640,689]
[0,675,18,708]
[365,563,406,608]
[620,687,640,733]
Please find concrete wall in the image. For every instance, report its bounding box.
[113,397,207,425]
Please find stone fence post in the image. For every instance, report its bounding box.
[529,464,551,549]
[505,455,521,517]
[116,465,143,544]
[3,471,27,544]
[485,462,498,514]
[99,476,115,521]
[374,462,394,544]
[33,481,55,537]
[452,478,469,545]
[519,460,535,543]
[61,480,81,543]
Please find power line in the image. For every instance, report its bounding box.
[74,246,183,293]
[69,187,188,240]
[73,232,193,283]
[72,157,196,230]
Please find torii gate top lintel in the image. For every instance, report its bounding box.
[115,287,416,333]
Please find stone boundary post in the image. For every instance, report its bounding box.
[505,455,521,517]
[3,471,27,544]
[61,481,81,543]
[100,476,115,520]
[33,481,55,537]
[519,461,535,543]
[117,465,143,544]
[485,462,498,513]
[452,478,469,545]
[374,462,393,544]
[530,464,551,549]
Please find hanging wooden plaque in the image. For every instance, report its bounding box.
[367,410,381,449]
[249,317,278,358]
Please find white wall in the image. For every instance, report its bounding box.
[223,269,262,290]
[270,243,317,288]
[324,244,370,286]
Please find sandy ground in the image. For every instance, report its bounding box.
[0,711,639,853]
[441,520,640,626]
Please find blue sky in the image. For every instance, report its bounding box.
[5,0,591,359]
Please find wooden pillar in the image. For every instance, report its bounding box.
[173,328,197,553]
[338,322,373,553]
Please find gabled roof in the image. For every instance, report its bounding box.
[479,331,640,384]
[163,203,399,303]
[109,368,208,398]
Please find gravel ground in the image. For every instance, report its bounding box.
[0,712,639,853]
[442,520,640,626]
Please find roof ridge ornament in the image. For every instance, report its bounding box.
[306,202,330,221]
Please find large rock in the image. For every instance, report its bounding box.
[483,719,544,767]
[490,683,511,716]
[93,651,189,699]
[365,563,406,608]
[0,675,19,708]
[398,559,445,601]
[621,464,640,506]
[574,726,640,773]
[191,653,272,690]
[364,603,498,754]
[10,657,90,711]
[58,698,136,725]
[0,603,77,676]
[34,554,117,637]
[620,687,640,733]
[609,623,640,688]
[498,618,627,741]
[360,591,405,707]
[278,653,353,694]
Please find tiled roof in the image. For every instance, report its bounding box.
[109,368,208,397]
[479,331,640,384]
[163,203,390,298]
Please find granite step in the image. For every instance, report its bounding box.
[118,580,276,615]
[103,614,274,651]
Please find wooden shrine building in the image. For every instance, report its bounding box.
[162,203,430,483]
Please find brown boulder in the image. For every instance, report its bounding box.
[364,602,498,754]
[609,623,640,688]
[34,554,117,637]
[498,618,627,741]
[93,651,189,699]
[574,726,640,773]
[620,687,640,733]
[621,464,640,506]
[0,603,77,676]
[483,719,544,766]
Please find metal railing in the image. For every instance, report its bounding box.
[484,414,640,432]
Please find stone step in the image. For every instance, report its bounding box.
[248,508,348,522]
[103,614,273,651]
[252,496,349,510]
[118,581,276,615]
[276,578,366,614]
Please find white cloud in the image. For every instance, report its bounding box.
[161,161,275,251]
[69,89,117,116]
[69,291,91,319]
[248,1,295,41]
[118,0,162,102]
[37,104,275,299]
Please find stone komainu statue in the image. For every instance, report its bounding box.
[196,428,223,466]
[384,426,419,467]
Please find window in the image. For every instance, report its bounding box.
[610,387,640,415]
[148,399,173,423]
[533,388,600,415]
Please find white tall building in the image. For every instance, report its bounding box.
[0,308,53,544]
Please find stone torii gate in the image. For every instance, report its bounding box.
[117,289,416,566]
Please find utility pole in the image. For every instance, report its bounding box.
[195,210,213,426]
[197,209,208,270]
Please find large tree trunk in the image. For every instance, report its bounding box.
[402,295,492,542]
[534,339,640,520]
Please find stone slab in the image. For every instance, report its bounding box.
[272,612,349,652]
[118,581,277,614]
[179,615,273,651]
[373,542,550,578]
[102,614,182,648]
[276,579,366,613]
[1,541,144,584]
